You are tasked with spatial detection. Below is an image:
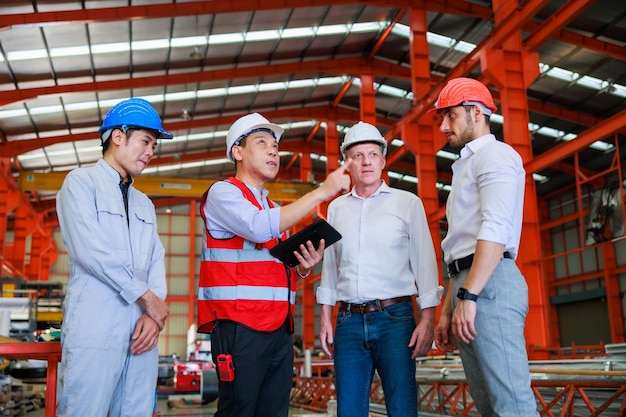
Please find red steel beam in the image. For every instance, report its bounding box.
[0,1,492,29]
[388,0,551,141]
[523,19,626,61]
[522,0,595,53]
[0,57,409,108]
[0,0,619,64]
[525,109,626,174]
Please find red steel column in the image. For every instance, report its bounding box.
[188,200,197,329]
[406,7,441,248]
[359,72,376,125]
[10,205,34,275]
[0,188,20,275]
[483,0,549,350]
[537,197,561,351]
[408,8,431,104]
[602,238,624,343]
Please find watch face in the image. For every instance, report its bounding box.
[457,287,477,301]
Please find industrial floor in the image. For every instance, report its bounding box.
[26,398,326,417]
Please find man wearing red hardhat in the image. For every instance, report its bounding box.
[317,121,442,417]
[56,97,172,417]
[432,78,539,417]
[197,112,352,417]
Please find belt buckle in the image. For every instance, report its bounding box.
[358,303,368,314]
[448,259,460,278]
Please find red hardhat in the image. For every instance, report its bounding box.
[427,77,497,116]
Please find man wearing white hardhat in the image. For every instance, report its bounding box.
[431,78,538,417]
[317,121,443,417]
[198,112,353,417]
[56,97,171,417]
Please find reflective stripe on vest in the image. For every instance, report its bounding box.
[199,286,296,304]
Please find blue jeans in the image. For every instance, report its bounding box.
[452,259,539,417]
[334,301,417,417]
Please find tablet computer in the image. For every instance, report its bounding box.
[270,219,342,267]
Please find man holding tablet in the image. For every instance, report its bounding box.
[197,112,352,417]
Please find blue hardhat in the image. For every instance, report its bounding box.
[99,98,173,142]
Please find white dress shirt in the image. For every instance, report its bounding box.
[441,134,525,264]
[317,181,442,309]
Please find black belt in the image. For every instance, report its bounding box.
[338,296,413,314]
[447,252,512,277]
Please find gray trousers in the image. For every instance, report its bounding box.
[452,258,539,417]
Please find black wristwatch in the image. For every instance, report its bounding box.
[457,287,478,302]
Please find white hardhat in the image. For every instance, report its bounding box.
[340,121,387,159]
[226,113,284,163]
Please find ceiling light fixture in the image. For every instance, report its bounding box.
[189,46,203,60]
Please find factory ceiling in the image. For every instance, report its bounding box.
[0,0,624,212]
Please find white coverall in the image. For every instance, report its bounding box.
[56,159,167,417]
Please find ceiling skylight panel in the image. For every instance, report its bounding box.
[228,84,260,94]
[63,101,99,112]
[589,141,614,152]
[255,82,282,92]
[316,76,348,86]
[453,41,475,53]
[0,109,27,118]
[132,39,171,51]
[91,42,130,55]
[388,171,418,183]
[167,91,198,101]
[196,88,228,98]
[613,85,626,98]
[245,30,281,41]
[282,27,315,38]
[349,22,387,33]
[209,33,244,45]
[437,183,452,192]
[170,36,205,48]
[576,75,604,90]
[375,82,410,99]
[288,79,316,89]
[425,32,455,48]
[50,45,90,58]
[6,49,48,61]
[545,66,577,82]
[29,105,65,116]
[315,24,349,36]
[437,150,460,161]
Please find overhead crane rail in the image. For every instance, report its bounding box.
[18,171,316,200]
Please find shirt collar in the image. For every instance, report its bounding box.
[349,180,391,199]
[460,134,496,159]
[98,159,134,186]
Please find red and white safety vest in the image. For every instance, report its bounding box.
[197,177,295,333]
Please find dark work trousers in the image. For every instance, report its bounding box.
[211,320,294,417]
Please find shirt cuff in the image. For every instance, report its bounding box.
[269,206,282,238]
[120,280,149,305]
[316,287,337,306]
[416,285,444,309]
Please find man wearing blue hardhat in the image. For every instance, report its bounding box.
[56,97,172,417]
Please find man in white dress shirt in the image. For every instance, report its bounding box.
[431,77,539,417]
[317,121,443,417]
